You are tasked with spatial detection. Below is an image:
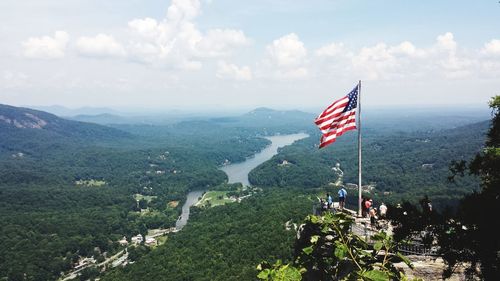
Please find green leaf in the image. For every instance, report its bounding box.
[361,269,390,281]
[278,265,302,281]
[372,231,386,241]
[310,235,320,244]
[257,269,270,279]
[373,241,383,251]
[302,246,314,255]
[397,252,414,269]
[310,215,319,224]
[334,244,347,260]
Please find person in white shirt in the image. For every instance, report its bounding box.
[379,202,387,218]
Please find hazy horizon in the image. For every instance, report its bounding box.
[9,102,490,120]
[1,0,499,111]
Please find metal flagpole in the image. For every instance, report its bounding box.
[357,80,362,217]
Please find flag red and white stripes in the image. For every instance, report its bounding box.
[314,85,359,148]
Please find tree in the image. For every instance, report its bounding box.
[442,96,500,280]
[79,267,100,281]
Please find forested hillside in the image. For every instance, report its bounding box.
[0,104,489,280]
[249,121,487,209]
[0,105,281,281]
[102,188,314,281]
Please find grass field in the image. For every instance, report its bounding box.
[133,194,158,203]
[156,236,168,246]
[196,191,236,207]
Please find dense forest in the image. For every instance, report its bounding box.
[102,188,314,281]
[0,103,490,280]
[249,120,487,210]
[0,105,279,280]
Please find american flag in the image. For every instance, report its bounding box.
[315,85,358,148]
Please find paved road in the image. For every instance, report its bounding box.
[60,250,125,281]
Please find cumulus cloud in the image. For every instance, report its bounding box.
[76,34,126,58]
[266,33,307,67]
[348,41,430,80]
[436,32,457,53]
[259,33,308,79]
[482,39,500,56]
[216,61,252,81]
[432,33,476,79]
[314,32,490,81]
[125,0,249,69]
[389,41,426,58]
[166,0,201,22]
[20,0,250,70]
[22,31,69,59]
[351,43,400,80]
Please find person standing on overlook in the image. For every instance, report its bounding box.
[364,198,373,218]
[420,195,432,216]
[361,196,367,217]
[369,207,377,227]
[379,202,387,219]
[338,187,347,210]
[326,193,333,209]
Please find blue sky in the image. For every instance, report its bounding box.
[1,0,499,113]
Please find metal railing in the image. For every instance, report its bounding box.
[311,202,440,257]
[397,242,439,256]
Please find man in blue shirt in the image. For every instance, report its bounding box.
[338,187,347,210]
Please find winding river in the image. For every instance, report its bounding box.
[175,190,204,230]
[175,132,309,230]
[220,133,309,186]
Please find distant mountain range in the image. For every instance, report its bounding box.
[208,107,315,129]
[67,106,316,127]
[0,104,131,157]
[0,104,316,159]
[28,105,120,117]
[69,113,134,125]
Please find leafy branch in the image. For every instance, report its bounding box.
[258,212,421,281]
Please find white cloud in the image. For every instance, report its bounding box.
[166,0,201,22]
[128,18,160,39]
[76,34,126,58]
[259,33,308,79]
[351,43,399,80]
[22,31,69,59]
[436,32,457,53]
[432,33,476,79]
[314,32,488,81]
[266,33,307,67]
[216,61,252,81]
[388,41,426,58]
[481,39,500,56]
[19,0,249,70]
[125,0,250,69]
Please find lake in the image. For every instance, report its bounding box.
[220,132,309,186]
[175,132,309,230]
